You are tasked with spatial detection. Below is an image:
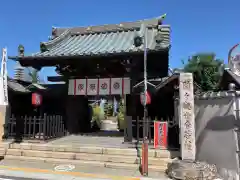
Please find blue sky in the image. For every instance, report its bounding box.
[0,0,239,81]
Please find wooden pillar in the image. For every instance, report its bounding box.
[179,73,196,161]
[123,71,137,143]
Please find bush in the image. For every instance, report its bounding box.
[104,103,113,118]
[92,105,105,129]
[117,99,125,131]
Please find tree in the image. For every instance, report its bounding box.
[183,53,225,91]
[28,68,40,84]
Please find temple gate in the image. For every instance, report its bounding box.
[8,16,171,144]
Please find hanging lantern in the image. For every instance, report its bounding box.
[32,93,42,107]
[140,91,151,106]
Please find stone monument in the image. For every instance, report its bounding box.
[179,72,196,161]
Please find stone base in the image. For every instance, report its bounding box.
[0,105,7,142]
[166,159,222,180]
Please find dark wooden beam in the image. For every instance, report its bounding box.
[47,76,66,82]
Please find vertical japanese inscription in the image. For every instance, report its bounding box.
[179,73,196,161]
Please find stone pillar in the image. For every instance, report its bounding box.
[179,73,196,161]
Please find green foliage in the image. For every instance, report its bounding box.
[92,105,105,128]
[28,68,40,84]
[117,98,125,131]
[104,103,113,118]
[183,53,225,91]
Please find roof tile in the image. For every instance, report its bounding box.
[10,16,170,59]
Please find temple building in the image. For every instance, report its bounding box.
[8,16,171,143]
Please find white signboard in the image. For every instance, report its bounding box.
[111,78,122,95]
[99,78,110,95]
[87,79,98,95]
[75,79,87,95]
[0,48,8,105]
[68,78,131,95]
[179,73,196,161]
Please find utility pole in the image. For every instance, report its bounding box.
[132,15,167,176]
[142,24,149,176]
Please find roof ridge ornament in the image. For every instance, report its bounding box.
[52,26,57,39]
[118,24,124,30]
[40,43,48,53]
[133,34,143,47]
[86,27,92,32]
[18,44,25,57]
[157,14,167,25]
[40,29,71,51]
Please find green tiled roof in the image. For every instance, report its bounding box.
[8,78,30,93]
[10,16,170,59]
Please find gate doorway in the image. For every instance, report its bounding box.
[9,16,171,146]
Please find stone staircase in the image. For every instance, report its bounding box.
[0,142,179,173]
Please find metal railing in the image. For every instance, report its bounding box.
[4,113,66,141]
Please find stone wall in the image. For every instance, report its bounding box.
[194,91,240,179]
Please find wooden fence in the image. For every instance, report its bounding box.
[132,118,154,144]
[4,114,66,141]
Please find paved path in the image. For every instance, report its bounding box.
[49,134,125,148]
[0,159,169,180]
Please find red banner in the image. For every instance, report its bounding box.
[154,121,168,149]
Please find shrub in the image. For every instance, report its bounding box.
[117,99,125,131]
[92,105,105,128]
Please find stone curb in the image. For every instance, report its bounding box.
[1,142,179,158]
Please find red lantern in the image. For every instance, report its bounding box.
[32,93,42,106]
[140,91,151,105]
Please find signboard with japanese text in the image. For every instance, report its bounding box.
[87,79,98,95]
[179,73,196,161]
[99,78,110,95]
[0,48,8,105]
[68,78,131,95]
[32,93,42,106]
[154,121,168,149]
[110,78,122,95]
[76,79,87,95]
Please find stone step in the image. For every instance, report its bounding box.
[8,143,179,158]
[0,142,11,149]
[0,148,6,156]
[100,120,118,130]
[6,149,172,166]
[4,155,167,172]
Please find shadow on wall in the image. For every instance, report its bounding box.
[195,97,239,177]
